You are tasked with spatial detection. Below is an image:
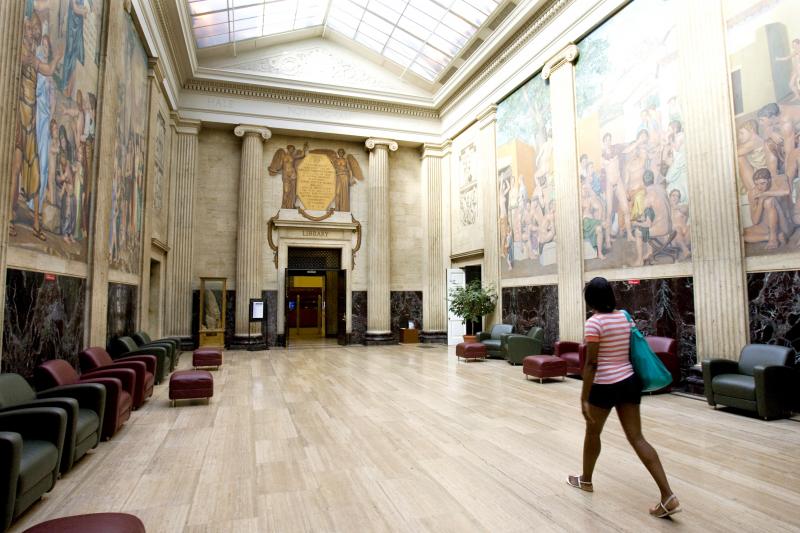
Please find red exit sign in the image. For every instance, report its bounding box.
[44,274,56,282]
[627,279,640,285]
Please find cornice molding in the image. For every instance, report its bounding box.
[234,125,272,141]
[183,78,440,119]
[365,138,399,152]
[171,113,202,135]
[542,43,579,79]
[477,105,498,128]
[148,57,165,85]
[151,238,171,253]
[421,143,449,159]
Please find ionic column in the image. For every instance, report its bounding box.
[365,138,398,345]
[477,106,503,329]
[164,117,201,340]
[234,125,271,345]
[543,44,584,342]
[677,0,748,359]
[420,144,447,343]
[0,1,24,361]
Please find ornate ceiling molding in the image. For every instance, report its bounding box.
[183,79,440,119]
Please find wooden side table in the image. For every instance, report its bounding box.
[399,328,419,344]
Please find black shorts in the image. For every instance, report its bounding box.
[588,374,642,409]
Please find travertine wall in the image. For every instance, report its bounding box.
[389,147,424,291]
[191,128,241,286]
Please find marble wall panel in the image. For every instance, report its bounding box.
[502,285,559,353]
[748,270,800,364]
[390,291,423,342]
[106,283,137,346]
[351,290,367,344]
[609,277,696,376]
[2,269,85,378]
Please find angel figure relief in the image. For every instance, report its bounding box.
[310,148,365,212]
[268,142,308,208]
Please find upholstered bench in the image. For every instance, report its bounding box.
[193,347,223,369]
[22,513,145,532]
[456,342,487,362]
[523,355,567,383]
[169,370,213,406]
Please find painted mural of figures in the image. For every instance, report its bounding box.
[669,189,691,259]
[775,38,800,102]
[581,177,608,259]
[632,170,673,266]
[61,0,90,98]
[601,133,632,241]
[743,168,791,250]
[269,143,308,209]
[310,148,364,211]
[34,35,55,211]
[11,13,63,240]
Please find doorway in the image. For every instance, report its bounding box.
[463,265,482,334]
[148,259,162,337]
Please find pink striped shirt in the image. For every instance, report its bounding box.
[584,311,634,384]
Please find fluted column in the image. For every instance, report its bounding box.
[677,0,748,359]
[365,138,398,345]
[0,1,24,362]
[234,125,271,345]
[477,106,503,329]
[543,44,584,341]
[420,144,447,343]
[164,118,201,340]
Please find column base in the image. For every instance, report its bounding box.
[419,330,447,344]
[364,331,396,346]
[229,335,267,351]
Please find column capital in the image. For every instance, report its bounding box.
[365,138,398,152]
[542,43,579,80]
[476,105,498,128]
[234,124,272,141]
[171,112,201,135]
[148,58,165,85]
[421,142,449,159]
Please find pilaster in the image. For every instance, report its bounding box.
[420,143,448,343]
[365,137,398,345]
[543,44,583,341]
[476,105,502,330]
[233,125,271,348]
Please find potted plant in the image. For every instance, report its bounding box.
[448,280,498,342]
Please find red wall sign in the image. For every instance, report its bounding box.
[627,279,640,285]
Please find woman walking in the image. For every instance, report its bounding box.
[567,277,680,518]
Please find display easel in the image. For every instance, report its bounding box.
[199,277,226,347]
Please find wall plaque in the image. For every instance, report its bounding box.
[296,153,336,211]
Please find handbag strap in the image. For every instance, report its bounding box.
[620,309,633,325]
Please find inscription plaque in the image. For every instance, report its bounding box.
[296,153,336,211]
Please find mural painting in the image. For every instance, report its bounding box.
[153,111,166,213]
[496,74,555,278]
[459,143,478,226]
[725,0,800,256]
[575,0,691,269]
[9,0,103,261]
[268,143,364,212]
[108,11,148,274]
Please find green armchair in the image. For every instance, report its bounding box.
[109,336,170,383]
[132,331,180,371]
[477,324,514,359]
[502,327,544,365]
[0,407,67,532]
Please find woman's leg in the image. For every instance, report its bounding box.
[616,403,678,507]
[582,404,612,482]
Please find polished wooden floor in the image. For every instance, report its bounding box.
[10,345,800,532]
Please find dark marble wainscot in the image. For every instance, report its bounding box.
[502,285,559,354]
[610,277,696,379]
[3,269,86,378]
[351,291,367,345]
[748,271,800,365]
[106,283,137,347]
[262,290,278,347]
[391,291,423,343]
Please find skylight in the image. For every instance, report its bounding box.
[188,0,503,82]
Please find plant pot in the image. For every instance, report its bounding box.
[463,335,478,343]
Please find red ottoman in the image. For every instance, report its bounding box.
[523,355,567,383]
[193,347,223,369]
[456,342,487,362]
[22,513,145,532]
[169,370,213,406]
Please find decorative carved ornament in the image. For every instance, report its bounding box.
[542,44,579,80]
[267,214,279,268]
[351,214,362,269]
[297,207,336,222]
[233,124,272,140]
[365,138,399,151]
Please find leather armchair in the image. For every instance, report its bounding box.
[477,324,514,358]
[554,341,586,375]
[702,344,795,420]
[502,327,544,365]
[645,336,679,393]
[132,331,181,370]
[0,374,103,474]
[76,348,155,408]
[0,408,67,532]
[37,358,133,441]
[108,336,169,383]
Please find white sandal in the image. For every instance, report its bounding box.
[566,474,593,492]
[650,494,681,518]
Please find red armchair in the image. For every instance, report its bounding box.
[34,359,133,441]
[645,336,679,392]
[554,341,586,375]
[79,347,156,408]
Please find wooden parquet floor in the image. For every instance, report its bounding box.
[9,345,800,532]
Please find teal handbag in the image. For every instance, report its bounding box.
[621,310,673,392]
